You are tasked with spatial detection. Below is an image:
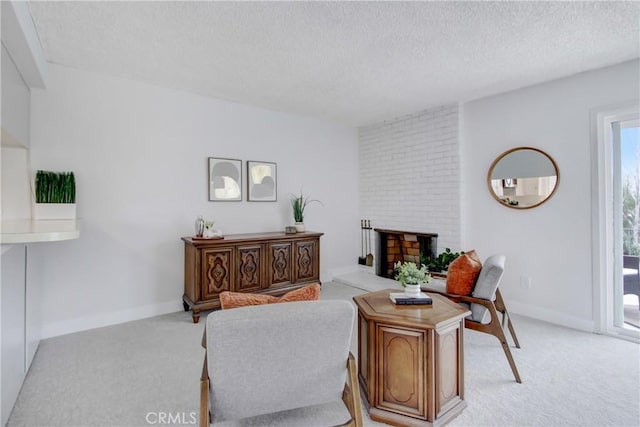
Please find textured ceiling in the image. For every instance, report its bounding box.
[28,1,639,126]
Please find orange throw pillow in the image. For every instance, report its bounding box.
[219,292,278,310]
[279,283,321,302]
[446,250,482,295]
[219,283,321,309]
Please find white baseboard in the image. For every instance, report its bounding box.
[41,300,183,339]
[507,300,595,333]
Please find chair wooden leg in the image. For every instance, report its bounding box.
[341,352,363,427]
[498,333,522,383]
[486,304,522,383]
[506,317,521,349]
[423,286,522,382]
[495,289,521,348]
[200,353,210,427]
[200,378,209,427]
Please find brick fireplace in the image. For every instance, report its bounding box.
[375,229,438,279]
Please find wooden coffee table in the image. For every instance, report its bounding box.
[353,289,471,427]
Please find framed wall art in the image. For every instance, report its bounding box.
[208,157,242,201]
[247,160,277,202]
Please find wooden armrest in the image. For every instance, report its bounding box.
[422,287,494,307]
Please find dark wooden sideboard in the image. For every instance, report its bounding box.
[182,231,323,323]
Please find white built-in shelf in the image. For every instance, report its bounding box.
[0,219,80,244]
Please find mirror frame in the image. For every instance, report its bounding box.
[486,146,559,210]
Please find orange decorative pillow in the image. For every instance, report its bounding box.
[219,283,321,309]
[446,250,482,295]
[219,292,278,310]
[279,283,321,302]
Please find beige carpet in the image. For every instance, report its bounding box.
[7,281,640,427]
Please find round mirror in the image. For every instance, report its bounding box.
[487,147,559,209]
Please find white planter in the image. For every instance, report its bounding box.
[404,283,422,298]
[33,203,77,220]
[294,222,305,232]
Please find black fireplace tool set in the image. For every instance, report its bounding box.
[359,220,373,266]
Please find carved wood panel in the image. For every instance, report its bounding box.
[358,314,371,403]
[269,243,292,287]
[236,245,263,292]
[436,325,462,417]
[294,240,318,282]
[377,325,426,419]
[201,248,233,300]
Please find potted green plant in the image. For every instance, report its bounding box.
[290,190,322,232]
[394,261,431,297]
[421,248,464,273]
[33,170,77,220]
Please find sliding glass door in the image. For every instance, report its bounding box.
[593,104,640,341]
[614,118,640,332]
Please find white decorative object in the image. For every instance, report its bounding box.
[33,203,77,220]
[294,222,305,232]
[404,283,422,298]
[203,222,217,238]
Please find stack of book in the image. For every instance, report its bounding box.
[389,292,433,306]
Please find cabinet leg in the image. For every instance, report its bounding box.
[183,300,190,312]
[192,311,200,324]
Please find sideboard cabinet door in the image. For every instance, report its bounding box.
[268,242,293,288]
[236,244,264,292]
[201,248,234,300]
[294,239,319,283]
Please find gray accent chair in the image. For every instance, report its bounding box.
[423,254,522,383]
[623,255,640,308]
[200,300,363,427]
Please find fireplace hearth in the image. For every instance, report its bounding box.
[374,229,438,279]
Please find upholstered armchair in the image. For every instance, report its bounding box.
[200,300,363,426]
[423,254,522,383]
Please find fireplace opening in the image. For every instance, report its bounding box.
[374,229,438,279]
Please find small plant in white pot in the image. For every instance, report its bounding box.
[394,261,431,297]
[33,170,76,220]
[290,190,322,232]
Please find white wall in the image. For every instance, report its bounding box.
[1,45,32,220]
[30,64,359,338]
[359,105,461,253]
[0,43,33,427]
[461,60,640,331]
[1,45,31,148]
